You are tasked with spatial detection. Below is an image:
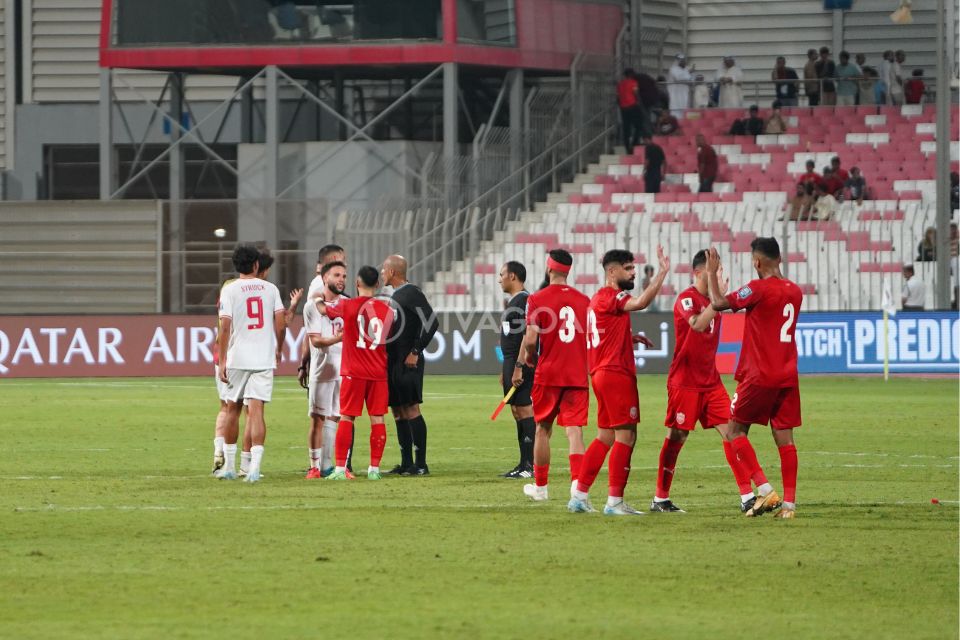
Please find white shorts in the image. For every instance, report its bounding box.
[223,369,274,403]
[215,365,229,402]
[308,377,341,417]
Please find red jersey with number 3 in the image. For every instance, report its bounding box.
[526,284,590,388]
[725,277,803,387]
[326,296,393,381]
[588,286,635,376]
[669,286,722,391]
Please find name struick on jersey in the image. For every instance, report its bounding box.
[240,283,266,293]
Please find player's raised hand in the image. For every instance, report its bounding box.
[656,245,670,274]
[706,247,721,273]
[289,288,304,308]
[718,264,730,294]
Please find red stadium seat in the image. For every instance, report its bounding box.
[444,284,468,295]
[474,263,496,274]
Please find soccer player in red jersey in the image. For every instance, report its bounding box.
[316,265,394,481]
[568,246,670,516]
[706,238,803,519]
[512,249,590,502]
[651,250,759,514]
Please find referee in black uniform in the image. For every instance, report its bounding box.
[497,261,535,478]
[381,255,439,476]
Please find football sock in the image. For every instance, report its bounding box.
[568,453,584,483]
[722,439,754,495]
[778,444,798,504]
[239,451,250,473]
[518,417,536,467]
[410,415,428,468]
[335,420,353,467]
[606,496,624,508]
[655,438,685,500]
[249,445,264,473]
[395,418,413,468]
[346,425,356,472]
[321,419,337,471]
[370,423,387,468]
[731,436,769,489]
[309,448,321,469]
[608,441,634,498]
[533,464,549,487]
[213,436,225,457]
[782,501,796,510]
[576,439,611,494]
[224,443,237,472]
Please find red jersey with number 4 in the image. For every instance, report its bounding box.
[326,296,393,381]
[725,277,803,387]
[588,286,635,376]
[526,284,590,388]
[669,286,722,391]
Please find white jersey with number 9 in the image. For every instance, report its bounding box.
[218,277,285,370]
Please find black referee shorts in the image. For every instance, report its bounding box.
[388,356,424,407]
[502,358,533,407]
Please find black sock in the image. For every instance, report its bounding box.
[518,417,536,467]
[346,425,355,472]
[410,415,427,468]
[395,418,413,468]
[515,421,525,467]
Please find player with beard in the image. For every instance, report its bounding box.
[567,247,670,515]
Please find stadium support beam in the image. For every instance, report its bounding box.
[443,62,459,159]
[264,65,279,250]
[934,0,951,309]
[99,69,114,201]
[831,10,843,58]
[169,72,185,313]
[508,69,524,173]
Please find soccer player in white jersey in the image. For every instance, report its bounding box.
[304,260,347,478]
[215,244,287,483]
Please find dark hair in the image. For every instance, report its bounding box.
[806,159,815,169]
[504,260,526,283]
[232,243,260,275]
[321,260,347,277]
[819,46,830,55]
[840,50,850,59]
[772,100,782,109]
[912,68,923,77]
[548,248,573,267]
[751,237,781,260]
[692,249,708,270]
[601,249,634,269]
[357,265,379,288]
[623,68,634,78]
[903,264,915,274]
[749,104,759,112]
[318,244,344,263]
[256,251,275,274]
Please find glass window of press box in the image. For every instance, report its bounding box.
[114,0,443,45]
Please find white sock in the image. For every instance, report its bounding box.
[214,436,225,456]
[321,420,337,470]
[309,448,321,469]
[757,482,773,497]
[240,451,251,473]
[250,445,264,473]
[573,489,589,501]
[224,444,237,472]
[334,465,346,474]
[606,496,623,508]
[782,501,796,510]
[654,496,669,503]
[368,465,380,474]
[741,492,756,504]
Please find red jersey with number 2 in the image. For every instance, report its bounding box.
[668,286,722,391]
[526,284,590,388]
[725,277,803,387]
[326,296,393,381]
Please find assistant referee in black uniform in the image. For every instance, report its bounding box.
[381,255,439,476]
[497,261,535,478]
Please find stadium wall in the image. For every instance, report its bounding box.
[1,311,955,378]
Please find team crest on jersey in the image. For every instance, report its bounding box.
[676,412,686,424]
[737,286,753,299]
[616,291,630,301]
[680,297,693,311]
[630,406,638,419]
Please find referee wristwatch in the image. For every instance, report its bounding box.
[514,360,525,369]
[409,348,420,357]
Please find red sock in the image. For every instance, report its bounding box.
[533,464,550,487]
[722,439,754,494]
[607,441,634,498]
[731,436,767,486]
[655,438,685,500]
[569,453,584,482]
[576,439,611,493]
[778,444,798,504]
[335,420,353,467]
[370,423,387,467]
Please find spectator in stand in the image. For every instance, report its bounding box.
[617,69,643,155]
[859,66,879,106]
[917,227,936,262]
[830,156,849,183]
[636,71,661,135]
[834,51,860,106]
[667,54,692,116]
[692,74,710,108]
[803,49,820,106]
[787,182,815,221]
[729,105,764,136]
[815,47,837,106]
[640,265,659,312]
[905,69,925,104]
[813,182,838,221]
[772,56,799,107]
[716,56,744,108]
[879,50,895,105]
[845,166,868,205]
[655,110,680,136]
[854,53,869,104]
[901,264,925,311]
[822,167,845,197]
[890,50,907,105]
[764,102,788,134]
[643,138,666,194]
[950,171,959,211]
[696,133,718,193]
[798,160,824,190]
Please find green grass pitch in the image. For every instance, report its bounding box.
[1,375,957,639]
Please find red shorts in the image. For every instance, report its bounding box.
[532,384,589,427]
[730,383,802,430]
[664,383,730,431]
[591,369,640,428]
[339,376,389,418]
